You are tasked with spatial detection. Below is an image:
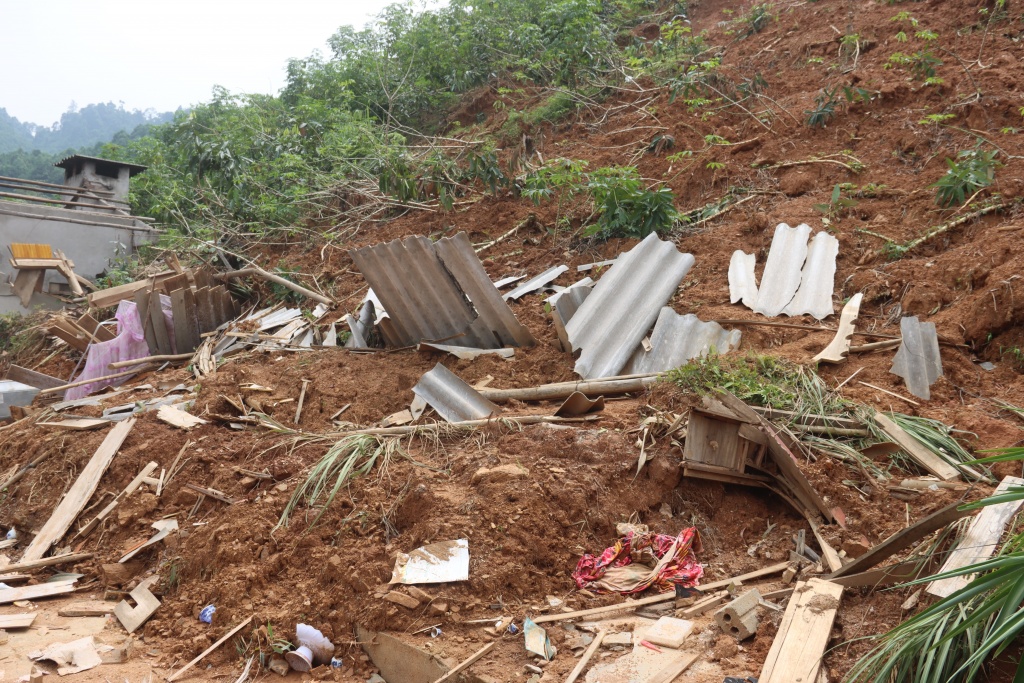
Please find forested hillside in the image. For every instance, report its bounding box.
[0,102,175,181]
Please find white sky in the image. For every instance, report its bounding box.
[0,0,407,126]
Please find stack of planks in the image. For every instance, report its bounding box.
[86,262,239,355]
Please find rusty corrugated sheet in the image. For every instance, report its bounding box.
[566,233,695,379]
[783,231,838,319]
[412,363,501,423]
[624,309,742,374]
[753,223,811,317]
[349,232,533,349]
[891,316,942,400]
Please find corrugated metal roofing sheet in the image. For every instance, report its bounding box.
[624,309,742,374]
[417,343,515,360]
[566,233,695,379]
[728,251,758,308]
[782,231,838,319]
[349,232,534,349]
[503,265,568,300]
[891,316,942,400]
[753,223,811,317]
[412,363,501,423]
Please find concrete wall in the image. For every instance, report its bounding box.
[0,200,157,315]
[64,160,131,209]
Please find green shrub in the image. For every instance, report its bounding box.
[585,166,678,238]
[932,147,1000,207]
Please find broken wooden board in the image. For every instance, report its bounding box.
[5,363,65,391]
[0,551,93,574]
[114,576,161,633]
[37,418,111,431]
[829,500,972,578]
[683,410,754,473]
[871,410,960,481]
[119,518,178,563]
[927,475,1024,598]
[0,612,37,628]
[76,461,159,538]
[20,418,136,561]
[813,293,862,364]
[0,578,77,604]
[760,578,843,683]
[716,391,833,522]
[156,404,208,430]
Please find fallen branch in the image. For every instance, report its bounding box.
[478,375,660,403]
[768,155,865,174]
[323,414,602,437]
[217,267,333,306]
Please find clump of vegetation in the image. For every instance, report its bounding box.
[585,166,679,239]
[0,312,46,362]
[848,446,1024,682]
[932,146,1000,207]
[805,86,840,128]
[666,354,847,413]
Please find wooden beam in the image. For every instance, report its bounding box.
[431,641,496,683]
[649,652,700,683]
[0,552,94,574]
[872,411,961,481]
[167,616,254,682]
[829,500,972,578]
[927,475,1024,598]
[0,613,37,629]
[565,630,606,683]
[760,578,843,683]
[20,419,136,561]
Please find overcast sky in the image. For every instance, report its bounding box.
[0,0,411,126]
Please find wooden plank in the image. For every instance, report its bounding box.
[10,243,53,259]
[37,418,111,431]
[160,273,190,296]
[648,652,700,683]
[88,278,153,308]
[194,267,214,290]
[0,552,94,574]
[20,419,136,561]
[10,257,63,268]
[170,288,193,354]
[167,616,254,682]
[5,364,64,390]
[432,641,496,683]
[59,600,116,617]
[927,475,1024,598]
[49,317,92,352]
[829,500,972,578]
[0,613,37,628]
[77,313,115,342]
[134,287,158,354]
[0,579,77,604]
[75,461,158,538]
[760,578,843,683]
[682,461,773,487]
[148,289,173,355]
[716,392,833,522]
[12,268,42,307]
[872,411,961,481]
[565,629,606,683]
[831,558,937,588]
[212,286,231,325]
[195,287,215,333]
[182,288,201,350]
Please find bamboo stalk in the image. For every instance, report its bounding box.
[478,376,659,403]
[109,353,193,369]
[323,414,601,437]
[859,381,920,406]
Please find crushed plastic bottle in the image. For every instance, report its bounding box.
[198,605,216,623]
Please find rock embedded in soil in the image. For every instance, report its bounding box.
[471,463,530,485]
[382,591,421,610]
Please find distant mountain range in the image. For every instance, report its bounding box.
[0,102,178,182]
[0,102,177,154]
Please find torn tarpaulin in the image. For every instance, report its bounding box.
[572,528,703,594]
